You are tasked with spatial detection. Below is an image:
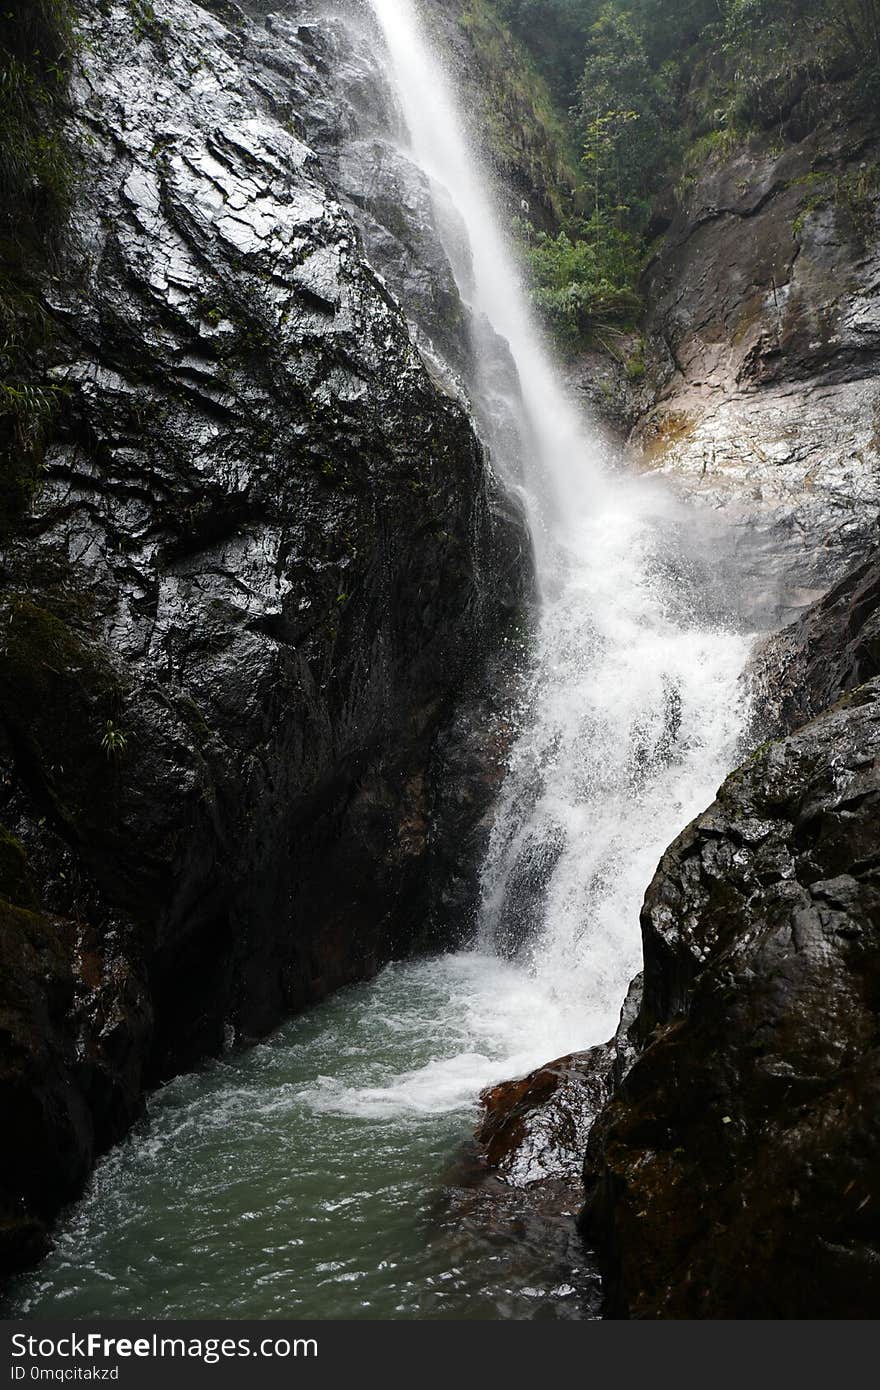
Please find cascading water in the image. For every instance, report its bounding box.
[367,0,601,569]
[5,0,753,1321]
[369,0,751,1042]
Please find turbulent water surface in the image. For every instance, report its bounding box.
[10,956,603,1319]
[7,0,755,1320]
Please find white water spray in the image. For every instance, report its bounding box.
[368,0,612,566]
[363,0,753,1070]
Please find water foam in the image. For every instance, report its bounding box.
[354,0,754,1099]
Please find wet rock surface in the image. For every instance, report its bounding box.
[456,982,645,1319]
[582,681,880,1318]
[427,1047,619,1322]
[752,542,880,737]
[0,0,526,1275]
[425,0,580,234]
[471,972,642,1194]
[633,119,880,625]
[477,1047,615,1189]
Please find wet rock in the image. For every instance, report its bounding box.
[582,682,880,1318]
[432,1168,603,1320]
[423,0,580,233]
[634,120,880,625]
[0,0,527,1276]
[426,1048,616,1321]
[564,341,654,442]
[751,541,880,736]
[450,982,643,1319]
[472,972,642,1192]
[477,1047,615,1189]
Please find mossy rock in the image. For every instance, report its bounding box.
[0,595,125,837]
[0,827,35,909]
[0,595,117,710]
[0,895,70,1029]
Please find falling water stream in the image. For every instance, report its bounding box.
[6,0,754,1320]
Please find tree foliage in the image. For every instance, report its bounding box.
[519,217,642,342]
[506,0,879,349]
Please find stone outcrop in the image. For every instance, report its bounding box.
[633,113,880,625]
[751,543,880,737]
[0,0,527,1275]
[581,678,880,1318]
[427,0,580,233]
[477,1048,615,1190]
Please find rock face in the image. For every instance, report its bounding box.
[582,680,880,1318]
[419,0,579,233]
[751,544,880,737]
[0,0,527,1275]
[634,114,880,625]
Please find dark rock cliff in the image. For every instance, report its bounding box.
[752,544,880,736]
[0,0,527,1276]
[425,0,580,232]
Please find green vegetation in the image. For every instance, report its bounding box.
[493,0,880,349]
[129,0,170,45]
[457,0,582,227]
[789,162,880,238]
[518,218,642,342]
[101,720,129,762]
[0,590,129,849]
[0,824,34,908]
[0,0,75,533]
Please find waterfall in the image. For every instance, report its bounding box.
[368,0,752,1045]
[368,0,603,572]
[6,0,759,1323]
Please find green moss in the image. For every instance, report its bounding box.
[625,337,647,382]
[789,171,829,191]
[679,126,743,180]
[0,1,77,539]
[0,826,35,909]
[792,198,822,238]
[1,597,113,703]
[0,1,76,233]
[0,595,125,831]
[835,162,880,241]
[0,895,69,1023]
[789,164,879,241]
[456,0,582,226]
[128,0,170,44]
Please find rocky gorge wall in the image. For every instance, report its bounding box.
[0,0,530,1277]
[581,604,880,1317]
[465,9,880,1318]
[579,80,880,1317]
[632,112,880,626]
[3,0,880,1319]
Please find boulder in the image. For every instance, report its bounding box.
[582,681,880,1318]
